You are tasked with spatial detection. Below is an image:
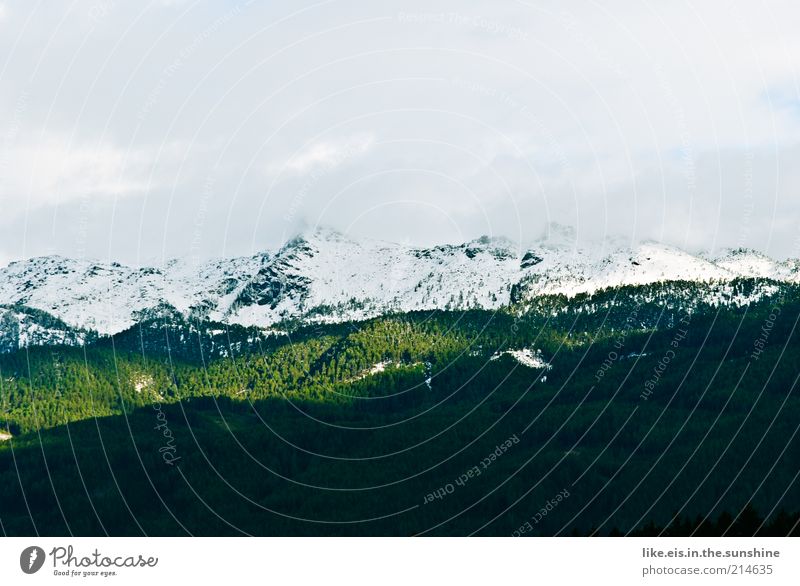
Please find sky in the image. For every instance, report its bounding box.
[0,0,799,267]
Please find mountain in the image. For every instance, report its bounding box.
[0,253,266,336]
[2,298,800,535]
[0,225,798,350]
[1,228,799,536]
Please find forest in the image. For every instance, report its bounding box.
[0,282,798,536]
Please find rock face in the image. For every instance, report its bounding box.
[0,225,798,348]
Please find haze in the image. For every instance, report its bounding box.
[0,0,798,267]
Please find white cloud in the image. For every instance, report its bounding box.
[0,0,799,262]
[0,137,185,216]
[276,134,374,175]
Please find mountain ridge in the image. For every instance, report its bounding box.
[0,225,797,349]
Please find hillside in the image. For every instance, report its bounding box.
[0,291,798,535]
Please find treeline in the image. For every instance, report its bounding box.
[613,505,800,537]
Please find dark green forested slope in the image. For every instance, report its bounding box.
[0,286,798,536]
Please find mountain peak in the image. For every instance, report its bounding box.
[537,222,578,248]
[0,228,796,342]
[287,225,356,248]
[307,225,348,241]
[714,247,771,260]
[468,234,517,251]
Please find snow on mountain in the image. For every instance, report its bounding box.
[510,236,786,300]
[0,305,92,352]
[0,253,266,335]
[491,348,552,370]
[704,248,800,282]
[228,228,521,327]
[0,225,797,341]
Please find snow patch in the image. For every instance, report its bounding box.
[491,348,552,370]
[369,360,392,375]
[132,374,154,394]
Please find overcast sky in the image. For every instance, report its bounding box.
[0,0,798,266]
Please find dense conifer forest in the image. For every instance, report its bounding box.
[0,284,798,535]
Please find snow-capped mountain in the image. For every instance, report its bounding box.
[703,248,800,281]
[229,228,523,327]
[0,225,797,347]
[0,253,266,336]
